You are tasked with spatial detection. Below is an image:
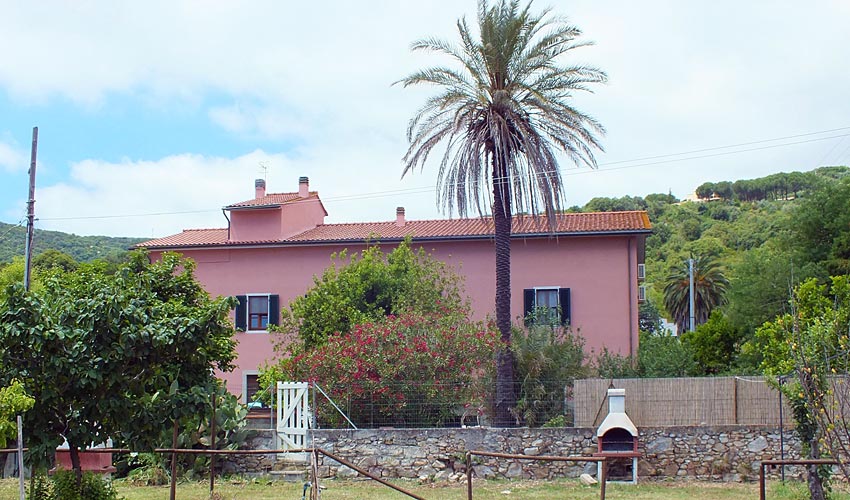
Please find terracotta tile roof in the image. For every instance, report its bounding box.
[140,228,231,248]
[289,211,650,242]
[226,192,323,210]
[137,211,651,250]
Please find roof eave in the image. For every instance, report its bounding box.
[136,228,652,251]
[223,204,284,211]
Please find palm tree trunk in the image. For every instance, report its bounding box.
[492,154,517,427]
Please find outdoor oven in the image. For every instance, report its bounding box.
[595,388,639,483]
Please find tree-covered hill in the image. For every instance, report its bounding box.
[576,165,850,374]
[0,222,144,264]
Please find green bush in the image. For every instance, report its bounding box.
[28,469,123,500]
[593,348,639,379]
[121,453,169,486]
[512,311,588,427]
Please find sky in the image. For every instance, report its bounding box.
[1,0,849,238]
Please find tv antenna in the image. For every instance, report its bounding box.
[258,161,269,181]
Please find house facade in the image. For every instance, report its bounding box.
[138,177,651,403]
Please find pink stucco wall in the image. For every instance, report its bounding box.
[229,209,281,242]
[152,233,641,400]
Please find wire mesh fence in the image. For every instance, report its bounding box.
[305,376,808,429]
[310,380,495,429]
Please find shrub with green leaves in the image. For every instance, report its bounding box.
[0,379,34,448]
[276,238,468,348]
[28,469,122,500]
[511,311,588,427]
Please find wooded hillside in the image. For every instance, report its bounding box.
[0,222,144,264]
[576,165,850,375]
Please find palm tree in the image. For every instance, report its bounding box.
[663,255,730,333]
[399,0,606,426]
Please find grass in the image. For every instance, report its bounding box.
[3,477,850,500]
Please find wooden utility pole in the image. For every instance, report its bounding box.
[23,127,38,291]
[18,127,37,500]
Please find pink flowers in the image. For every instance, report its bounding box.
[280,310,498,427]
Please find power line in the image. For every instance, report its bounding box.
[40,208,221,222]
[31,125,850,223]
[0,217,26,243]
[568,133,850,176]
[597,126,850,167]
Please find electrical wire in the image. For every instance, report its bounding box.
[0,216,26,243]
[30,125,850,223]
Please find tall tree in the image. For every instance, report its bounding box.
[754,277,850,500]
[399,0,605,426]
[0,252,236,483]
[663,254,729,333]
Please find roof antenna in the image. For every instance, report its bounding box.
[258,161,269,181]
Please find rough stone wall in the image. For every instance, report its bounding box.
[220,430,277,476]
[311,427,599,481]
[639,426,802,482]
[223,426,804,482]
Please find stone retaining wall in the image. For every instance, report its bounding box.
[223,426,804,482]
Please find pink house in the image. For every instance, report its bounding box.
[138,177,651,403]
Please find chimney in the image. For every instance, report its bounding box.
[298,176,309,198]
[395,207,406,227]
[255,178,266,199]
[608,388,626,414]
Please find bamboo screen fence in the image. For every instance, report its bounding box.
[574,377,793,427]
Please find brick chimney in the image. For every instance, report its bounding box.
[395,207,405,227]
[255,178,266,199]
[298,176,309,198]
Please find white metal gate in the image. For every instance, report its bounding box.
[276,381,310,461]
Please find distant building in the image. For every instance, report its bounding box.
[138,178,652,403]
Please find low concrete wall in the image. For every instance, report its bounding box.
[224,425,804,482]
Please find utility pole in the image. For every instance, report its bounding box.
[23,127,38,291]
[18,127,37,500]
[688,257,695,332]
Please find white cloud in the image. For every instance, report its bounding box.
[32,145,442,237]
[3,0,850,237]
[0,140,26,173]
[35,151,290,237]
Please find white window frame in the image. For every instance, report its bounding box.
[533,286,561,324]
[243,370,265,408]
[246,293,272,333]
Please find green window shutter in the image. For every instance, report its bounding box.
[234,295,247,331]
[559,288,571,326]
[268,295,280,326]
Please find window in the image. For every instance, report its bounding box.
[248,296,269,330]
[234,294,280,332]
[523,287,571,326]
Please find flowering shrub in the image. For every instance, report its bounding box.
[276,238,469,349]
[264,311,498,428]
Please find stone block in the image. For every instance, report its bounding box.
[579,473,598,486]
[505,462,524,479]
